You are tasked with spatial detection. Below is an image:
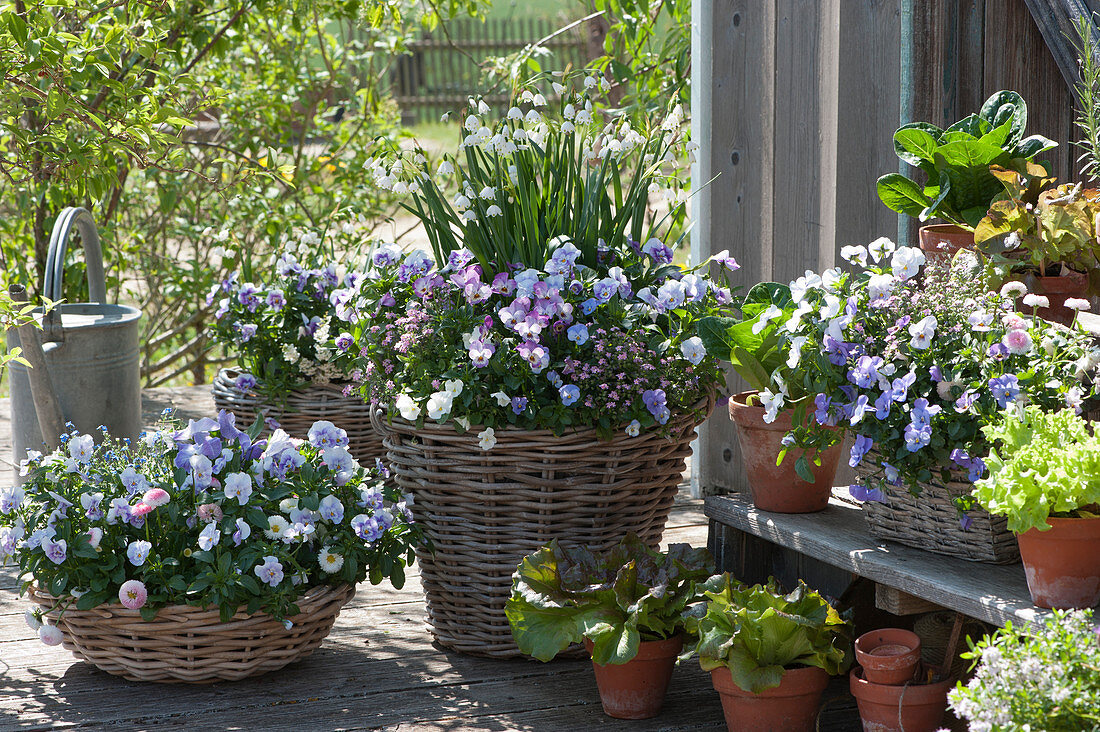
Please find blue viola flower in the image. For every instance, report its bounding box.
[988,374,1021,408]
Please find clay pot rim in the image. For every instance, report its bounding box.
[584,634,684,664]
[728,390,794,431]
[854,628,922,657]
[848,667,953,702]
[1019,515,1100,539]
[710,664,830,699]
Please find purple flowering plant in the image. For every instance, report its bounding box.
[351,240,736,441]
[4,413,418,635]
[778,237,1099,503]
[209,227,374,399]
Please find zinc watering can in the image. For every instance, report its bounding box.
[7,207,142,482]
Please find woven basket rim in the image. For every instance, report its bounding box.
[29,582,352,620]
[372,392,715,440]
[215,367,356,394]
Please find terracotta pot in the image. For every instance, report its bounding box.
[710,665,829,732]
[849,667,952,732]
[1029,269,1090,327]
[854,629,921,686]
[1017,517,1100,609]
[918,224,973,263]
[584,635,682,719]
[727,391,843,513]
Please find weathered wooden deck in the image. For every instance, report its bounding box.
[0,387,747,731]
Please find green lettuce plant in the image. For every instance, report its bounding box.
[505,534,714,664]
[973,406,1100,535]
[877,90,1057,228]
[686,574,852,694]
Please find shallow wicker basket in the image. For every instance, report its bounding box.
[29,583,354,683]
[855,452,1020,564]
[371,396,713,659]
[213,368,382,463]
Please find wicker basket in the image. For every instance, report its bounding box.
[855,453,1020,564]
[372,397,713,658]
[213,368,382,463]
[29,583,354,683]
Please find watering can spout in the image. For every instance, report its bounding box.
[7,284,65,452]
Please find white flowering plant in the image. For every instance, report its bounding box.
[353,242,736,441]
[369,69,693,272]
[770,239,1098,504]
[3,413,419,642]
[949,610,1100,731]
[209,227,375,399]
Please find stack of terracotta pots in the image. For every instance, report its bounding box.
[849,629,952,732]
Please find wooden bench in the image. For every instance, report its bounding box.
[704,490,1052,632]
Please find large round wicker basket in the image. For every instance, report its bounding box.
[372,397,712,658]
[855,451,1020,564]
[213,368,382,462]
[29,583,354,683]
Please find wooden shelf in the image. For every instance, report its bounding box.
[704,492,1053,632]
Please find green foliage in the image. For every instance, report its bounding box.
[0,290,40,378]
[0,0,482,384]
[974,406,1100,535]
[505,534,714,664]
[1072,15,1100,183]
[698,283,793,394]
[686,574,852,694]
[949,610,1100,731]
[375,69,690,273]
[877,91,1057,229]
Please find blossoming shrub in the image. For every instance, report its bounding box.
[949,610,1100,731]
[774,238,1098,499]
[355,242,734,442]
[2,413,418,636]
[210,228,373,398]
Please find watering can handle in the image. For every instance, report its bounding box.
[43,207,107,305]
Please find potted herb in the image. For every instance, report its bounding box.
[4,412,420,682]
[351,70,728,657]
[973,406,1100,609]
[949,610,1100,730]
[972,163,1096,325]
[209,225,382,461]
[783,239,1099,563]
[687,574,852,732]
[699,282,844,513]
[876,90,1056,258]
[506,535,714,719]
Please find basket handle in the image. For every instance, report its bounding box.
[42,208,107,334]
[369,402,392,437]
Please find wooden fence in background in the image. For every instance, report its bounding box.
[691,0,1091,497]
[389,18,589,124]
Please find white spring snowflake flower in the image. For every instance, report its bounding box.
[552,82,565,95]
[461,210,477,222]
[486,205,502,217]
[524,109,541,125]
[464,115,479,132]
[532,93,546,107]
[438,160,455,176]
[477,99,490,115]
[479,186,496,200]
[507,106,523,121]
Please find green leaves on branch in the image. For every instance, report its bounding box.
[686,574,853,694]
[878,90,1057,229]
[505,534,714,664]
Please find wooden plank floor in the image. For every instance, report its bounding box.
[0,388,745,731]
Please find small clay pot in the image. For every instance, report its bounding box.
[710,664,829,732]
[584,635,682,719]
[849,667,952,732]
[1017,516,1100,609]
[855,628,921,685]
[727,391,843,514]
[1030,270,1090,327]
[918,224,973,263]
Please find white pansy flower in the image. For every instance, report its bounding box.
[680,336,706,365]
[752,305,783,335]
[760,386,787,424]
[908,315,938,350]
[426,391,453,420]
[867,237,896,262]
[890,246,926,281]
[787,336,808,369]
[491,391,510,407]
[396,394,421,421]
[840,245,868,267]
[477,428,497,451]
[444,379,464,397]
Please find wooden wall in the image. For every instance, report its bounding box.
[691,0,1080,495]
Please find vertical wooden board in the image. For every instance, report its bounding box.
[834,0,902,257]
[692,0,777,496]
[910,0,951,129]
[771,0,826,285]
[983,0,1076,181]
[954,0,987,116]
